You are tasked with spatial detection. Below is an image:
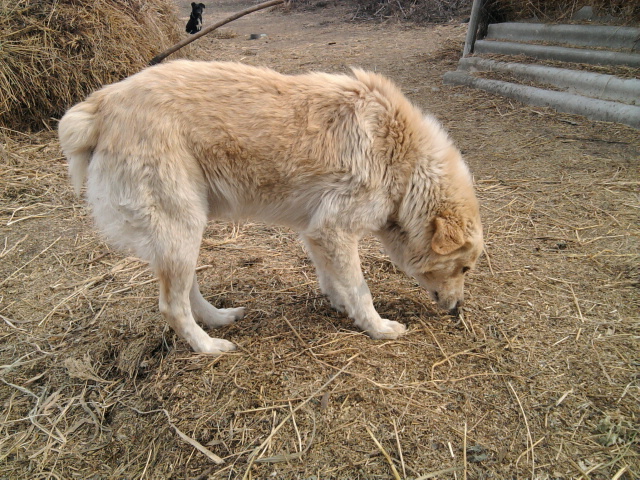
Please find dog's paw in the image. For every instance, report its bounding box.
[216,307,246,325]
[199,306,245,327]
[194,337,237,354]
[366,319,407,340]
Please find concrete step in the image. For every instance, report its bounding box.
[486,23,640,51]
[458,57,640,105]
[443,70,640,129]
[474,40,640,67]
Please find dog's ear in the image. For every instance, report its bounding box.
[431,211,465,255]
[191,2,197,7]
[200,3,205,8]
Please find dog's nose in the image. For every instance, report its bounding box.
[448,299,463,317]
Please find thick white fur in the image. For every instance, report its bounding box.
[58,61,483,354]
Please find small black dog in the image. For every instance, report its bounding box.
[186,2,205,35]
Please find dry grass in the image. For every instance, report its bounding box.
[349,0,470,22]
[0,0,183,131]
[497,0,640,22]
[306,0,640,23]
[1,3,639,479]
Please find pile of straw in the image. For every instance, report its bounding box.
[0,0,182,131]
[343,0,640,23]
[351,0,470,22]
[505,0,639,21]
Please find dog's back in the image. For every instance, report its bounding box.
[62,61,422,230]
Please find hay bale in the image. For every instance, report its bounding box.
[0,0,183,131]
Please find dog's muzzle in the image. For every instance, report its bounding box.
[448,300,463,317]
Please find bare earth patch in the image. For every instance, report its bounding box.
[1,2,638,479]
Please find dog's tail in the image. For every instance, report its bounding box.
[58,98,100,195]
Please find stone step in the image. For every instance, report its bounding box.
[474,40,640,67]
[443,70,640,129]
[486,23,640,51]
[458,57,640,105]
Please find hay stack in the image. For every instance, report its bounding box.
[0,0,182,131]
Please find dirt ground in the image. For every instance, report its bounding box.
[1,1,638,479]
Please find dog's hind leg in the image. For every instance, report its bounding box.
[190,274,245,327]
[149,224,236,354]
[85,148,234,353]
[155,254,236,354]
[303,230,407,340]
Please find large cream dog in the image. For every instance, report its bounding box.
[59,61,483,354]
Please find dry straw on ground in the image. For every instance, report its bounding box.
[1,116,638,478]
[1,1,639,479]
[0,0,182,131]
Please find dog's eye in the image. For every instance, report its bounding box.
[462,266,471,274]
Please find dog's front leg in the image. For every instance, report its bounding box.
[303,230,407,339]
[302,234,347,313]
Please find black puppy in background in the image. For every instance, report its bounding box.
[186,3,205,34]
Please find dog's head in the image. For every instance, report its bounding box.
[418,208,483,314]
[191,2,205,16]
[381,207,483,315]
[377,124,483,315]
